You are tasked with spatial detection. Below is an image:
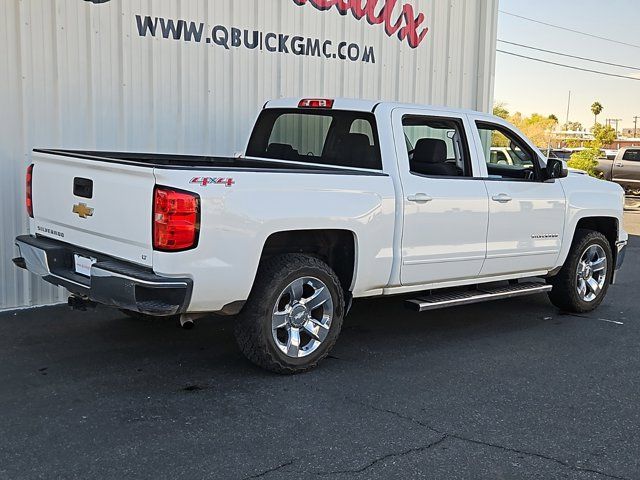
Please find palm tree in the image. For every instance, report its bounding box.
[591,101,603,126]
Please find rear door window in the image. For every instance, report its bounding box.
[402,116,471,177]
[246,109,382,170]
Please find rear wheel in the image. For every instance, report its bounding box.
[234,254,345,374]
[547,229,612,313]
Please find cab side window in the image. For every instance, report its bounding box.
[623,149,640,161]
[476,122,541,181]
[402,116,470,177]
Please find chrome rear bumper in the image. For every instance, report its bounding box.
[14,235,192,316]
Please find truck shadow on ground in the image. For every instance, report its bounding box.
[6,230,638,389]
[10,292,562,387]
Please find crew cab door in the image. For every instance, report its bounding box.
[469,118,566,276]
[612,149,640,188]
[392,108,489,286]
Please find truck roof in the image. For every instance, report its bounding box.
[264,97,491,117]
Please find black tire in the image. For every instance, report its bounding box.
[234,254,345,374]
[547,229,613,313]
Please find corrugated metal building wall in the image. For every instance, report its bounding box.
[0,0,498,310]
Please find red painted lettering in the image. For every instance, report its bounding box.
[293,0,429,48]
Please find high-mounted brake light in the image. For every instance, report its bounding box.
[298,98,334,109]
[26,164,34,218]
[153,186,200,251]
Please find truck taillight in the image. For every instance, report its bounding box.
[153,186,200,251]
[26,164,34,218]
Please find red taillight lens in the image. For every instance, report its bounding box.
[153,187,200,251]
[26,164,34,218]
[298,98,334,109]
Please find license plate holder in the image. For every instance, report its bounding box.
[74,254,96,278]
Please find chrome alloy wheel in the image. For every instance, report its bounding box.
[576,244,608,302]
[271,277,333,358]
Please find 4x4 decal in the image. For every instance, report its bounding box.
[190,177,235,187]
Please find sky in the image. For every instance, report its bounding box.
[495,0,640,131]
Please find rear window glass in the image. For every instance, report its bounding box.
[623,149,640,161]
[246,109,382,170]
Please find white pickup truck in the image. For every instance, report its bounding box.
[14,98,628,373]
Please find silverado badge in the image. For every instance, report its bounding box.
[72,203,94,219]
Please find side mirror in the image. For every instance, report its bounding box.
[546,158,568,179]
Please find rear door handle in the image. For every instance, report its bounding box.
[407,193,433,203]
[491,194,512,203]
[615,163,624,167]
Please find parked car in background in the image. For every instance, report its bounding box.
[490,147,534,166]
[550,148,611,162]
[14,98,628,373]
[549,149,574,161]
[596,147,640,195]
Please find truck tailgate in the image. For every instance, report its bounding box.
[31,151,155,267]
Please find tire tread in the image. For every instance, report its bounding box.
[234,254,344,374]
[548,229,612,313]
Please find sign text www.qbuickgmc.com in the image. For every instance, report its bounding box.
[135,15,377,64]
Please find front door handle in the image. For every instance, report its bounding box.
[615,163,624,167]
[407,193,433,203]
[491,193,513,203]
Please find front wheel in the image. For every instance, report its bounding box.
[547,229,613,313]
[234,254,345,374]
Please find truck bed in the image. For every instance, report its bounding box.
[33,149,384,175]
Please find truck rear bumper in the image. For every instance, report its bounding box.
[13,235,192,316]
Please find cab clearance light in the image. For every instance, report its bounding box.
[298,99,334,109]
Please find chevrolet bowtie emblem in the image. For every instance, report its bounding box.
[72,203,94,219]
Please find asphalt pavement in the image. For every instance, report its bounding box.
[1,213,640,480]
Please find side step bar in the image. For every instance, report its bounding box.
[405,282,552,312]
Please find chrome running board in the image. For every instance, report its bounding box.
[405,282,552,312]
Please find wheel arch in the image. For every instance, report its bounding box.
[553,216,619,277]
[258,229,358,294]
[574,216,618,254]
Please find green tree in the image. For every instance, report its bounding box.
[562,121,584,132]
[564,138,584,148]
[493,102,509,120]
[568,148,601,177]
[590,101,603,126]
[592,123,616,146]
[510,112,557,148]
[548,114,559,124]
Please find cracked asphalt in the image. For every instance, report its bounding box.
[1,212,640,480]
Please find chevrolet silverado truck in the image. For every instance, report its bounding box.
[596,147,640,194]
[14,98,628,374]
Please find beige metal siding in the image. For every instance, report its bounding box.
[0,0,498,310]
